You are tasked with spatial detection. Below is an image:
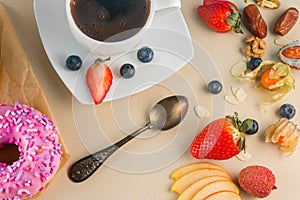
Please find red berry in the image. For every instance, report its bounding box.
[197,0,243,33]
[86,58,113,104]
[190,113,245,160]
[238,165,276,198]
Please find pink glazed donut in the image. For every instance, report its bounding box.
[0,102,63,199]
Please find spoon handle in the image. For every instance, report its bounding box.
[68,123,152,182]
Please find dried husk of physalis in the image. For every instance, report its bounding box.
[231,60,295,103]
[265,118,300,155]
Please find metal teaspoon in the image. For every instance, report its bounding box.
[68,95,189,182]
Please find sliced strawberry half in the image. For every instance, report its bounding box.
[86,58,113,105]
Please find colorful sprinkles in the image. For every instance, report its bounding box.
[0,102,63,200]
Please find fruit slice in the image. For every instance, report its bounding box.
[178,176,229,200]
[86,58,113,105]
[204,191,242,200]
[171,169,231,194]
[192,180,240,200]
[171,162,229,180]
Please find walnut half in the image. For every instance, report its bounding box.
[243,36,266,58]
[256,0,281,9]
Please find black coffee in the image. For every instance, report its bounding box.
[70,0,151,42]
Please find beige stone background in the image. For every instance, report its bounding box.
[0,0,299,199]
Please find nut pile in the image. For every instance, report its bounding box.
[243,36,266,58]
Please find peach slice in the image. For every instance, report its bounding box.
[170,162,230,180]
[204,191,242,200]
[191,180,239,200]
[178,176,229,200]
[171,169,231,194]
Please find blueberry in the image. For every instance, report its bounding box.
[248,57,262,71]
[279,103,296,119]
[207,80,222,94]
[241,119,259,135]
[120,63,135,79]
[137,46,154,63]
[66,55,82,71]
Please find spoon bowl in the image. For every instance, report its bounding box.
[68,95,189,182]
[150,95,188,130]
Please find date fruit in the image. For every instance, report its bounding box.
[274,7,299,36]
[243,4,267,39]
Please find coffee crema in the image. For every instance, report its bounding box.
[70,0,151,42]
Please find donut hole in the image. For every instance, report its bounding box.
[0,144,20,165]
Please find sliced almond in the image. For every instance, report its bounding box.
[225,87,248,105]
[224,95,239,105]
[194,105,210,119]
[257,0,280,9]
[274,37,291,47]
[231,86,240,96]
[236,151,252,162]
[230,61,247,77]
[235,88,248,102]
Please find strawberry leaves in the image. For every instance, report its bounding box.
[94,57,111,64]
[226,112,248,151]
[226,5,243,34]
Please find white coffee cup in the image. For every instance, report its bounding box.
[65,0,181,56]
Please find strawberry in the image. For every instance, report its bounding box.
[238,165,276,198]
[86,57,113,105]
[190,112,253,160]
[197,0,243,33]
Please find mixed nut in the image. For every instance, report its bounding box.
[243,36,266,58]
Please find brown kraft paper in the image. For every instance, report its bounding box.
[0,3,69,199]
